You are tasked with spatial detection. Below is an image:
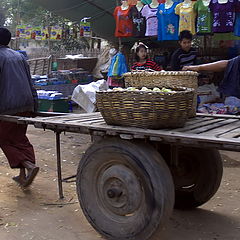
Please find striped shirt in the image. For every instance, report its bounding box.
[170,48,197,71]
[131,60,162,71]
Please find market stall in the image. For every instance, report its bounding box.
[16,1,240,240]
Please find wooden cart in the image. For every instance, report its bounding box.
[2,112,240,240]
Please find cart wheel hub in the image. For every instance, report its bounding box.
[99,164,142,216]
[107,188,123,198]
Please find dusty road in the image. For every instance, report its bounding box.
[0,126,240,240]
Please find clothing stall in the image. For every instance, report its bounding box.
[111,0,240,114]
[113,0,240,63]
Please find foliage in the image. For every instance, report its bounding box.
[1,0,68,27]
[0,0,91,50]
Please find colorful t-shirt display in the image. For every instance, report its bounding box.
[157,2,179,40]
[130,6,147,37]
[175,2,196,35]
[194,0,212,34]
[113,6,133,37]
[141,4,159,36]
[209,0,236,33]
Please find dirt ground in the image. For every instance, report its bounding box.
[0,126,240,240]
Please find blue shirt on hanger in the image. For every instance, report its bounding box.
[234,13,240,37]
[157,2,179,41]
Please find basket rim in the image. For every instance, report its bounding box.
[123,70,199,77]
[97,87,195,95]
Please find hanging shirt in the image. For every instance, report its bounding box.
[209,0,235,33]
[234,0,240,36]
[175,2,196,35]
[237,0,240,11]
[141,4,159,36]
[142,0,166,3]
[142,0,152,4]
[132,60,162,71]
[194,0,212,34]
[157,2,179,41]
[234,13,240,37]
[113,6,133,37]
[130,6,147,37]
[128,0,138,5]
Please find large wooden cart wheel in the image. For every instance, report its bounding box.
[170,147,223,209]
[76,138,174,240]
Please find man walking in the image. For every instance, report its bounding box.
[0,27,39,187]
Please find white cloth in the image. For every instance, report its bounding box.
[71,80,108,113]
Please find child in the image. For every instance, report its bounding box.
[170,30,197,71]
[132,44,162,71]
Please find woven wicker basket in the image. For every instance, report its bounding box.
[123,71,198,117]
[96,87,194,129]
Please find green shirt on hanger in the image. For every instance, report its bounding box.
[141,0,152,4]
[194,0,212,34]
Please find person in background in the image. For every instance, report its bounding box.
[170,30,197,71]
[0,28,39,187]
[132,44,162,71]
[183,56,240,99]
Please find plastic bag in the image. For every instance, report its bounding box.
[108,52,128,77]
[71,80,108,113]
[92,47,117,79]
[197,83,220,105]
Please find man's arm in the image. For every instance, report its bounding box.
[182,60,229,72]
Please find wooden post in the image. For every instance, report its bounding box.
[118,37,122,52]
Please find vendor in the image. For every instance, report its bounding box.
[170,30,197,71]
[131,44,162,71]
[183,56,240,99]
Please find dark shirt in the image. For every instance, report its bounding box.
[130,6,146,38]
[209,0,235,33]
[170,47,197,71]
[218,56,240,98]
[131,60,162,71]
[0,46,37,114]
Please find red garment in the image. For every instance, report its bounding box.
[0,116,35,169]
[128,0,137,4]
[132,60,162,71]
[107,76,125,88]
[114,6,133,37]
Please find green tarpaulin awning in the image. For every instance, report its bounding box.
[33,0,117,42]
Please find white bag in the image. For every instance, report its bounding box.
[71,80,108,113]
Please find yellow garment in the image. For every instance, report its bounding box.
[175,2,196,35]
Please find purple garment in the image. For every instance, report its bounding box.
[209,0,236,33]
[236,0,240,12]
[141,5,158,36]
